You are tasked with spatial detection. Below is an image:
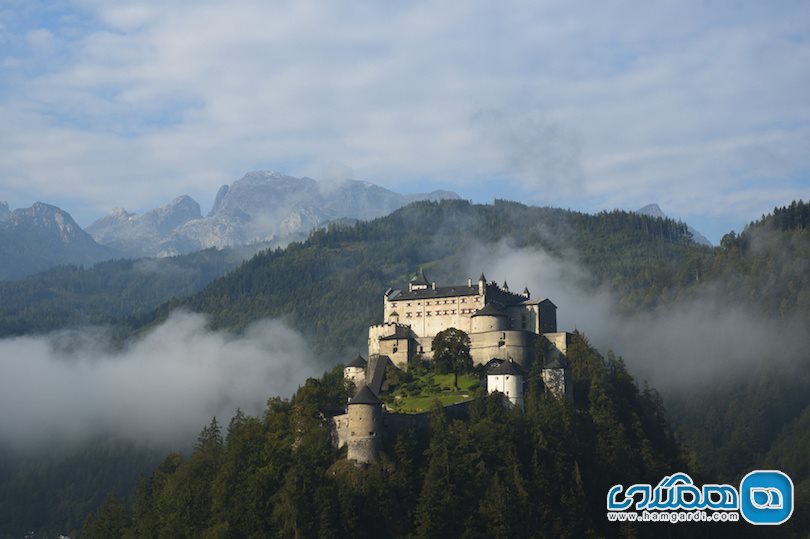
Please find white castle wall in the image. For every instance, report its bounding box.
[487,373,524,409]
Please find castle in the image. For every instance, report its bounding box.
[331,271,573,464]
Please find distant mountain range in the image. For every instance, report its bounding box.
[86,171,460,258]
[0,202,113,280]
[635,203,712,246]
[0,172,459,280]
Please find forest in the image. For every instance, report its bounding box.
[0,199,808,537]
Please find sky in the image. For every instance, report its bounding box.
[0,1,808,243]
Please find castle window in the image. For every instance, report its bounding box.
[369,431,374,436]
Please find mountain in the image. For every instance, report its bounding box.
[88,171,460,257]
[636,203,713,246]
[0,202,114,280]
[86,195,203,258]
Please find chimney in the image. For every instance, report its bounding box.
[432,282,436,290]
[467,278,472,287]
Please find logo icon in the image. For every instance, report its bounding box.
[739,471,793,525]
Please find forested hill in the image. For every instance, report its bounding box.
[0,243,264,337]
[81,335,696,538]
[139,199,704,355]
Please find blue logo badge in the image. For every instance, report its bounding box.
[739,470,793,525]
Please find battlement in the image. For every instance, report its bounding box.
[369,321,412,331]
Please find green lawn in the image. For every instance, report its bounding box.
[384,371,480,413]
[387,393,474,413]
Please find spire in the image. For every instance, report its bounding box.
[479,272,486,282]
[503,280,509,292]
[523,285,530,298]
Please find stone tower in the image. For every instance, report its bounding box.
[347,385,383,464]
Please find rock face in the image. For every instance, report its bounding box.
[0,202,113,280]
[88,171,460,257]
[636,203,712,246]
[87,196,203,258]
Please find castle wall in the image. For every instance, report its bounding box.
[505,304,540,333]
[538,302,558,333]
[331,413,349,449]
[368,323,413,355]
[378,338,411,370]
[487,373,524,408]
[470,330,535,369]
[542,368,572,400]
[388,294,483,339]
[543,332,572,356]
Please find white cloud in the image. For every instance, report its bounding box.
[0,0,807,230]
[0,312,323,450]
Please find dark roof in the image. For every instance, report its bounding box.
[482,358,505,370]
[471,303,507,317]
[390,284,479,301]
[479,272,486,282]
[487,359,524,376]
[522,297,557,307]
[350,384,382,405]
[411,269,430,286]
[367,355,391,395]
[345,354,367,368]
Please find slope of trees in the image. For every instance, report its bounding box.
[82,335,710,538]
[0,245,256,337]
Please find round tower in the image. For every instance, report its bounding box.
[486,359,525,409]
[471,303,507,332]
[344,354,367,389]
[347,385,383,464]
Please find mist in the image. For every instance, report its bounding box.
[464,241,809,391]
[0,311,322,452]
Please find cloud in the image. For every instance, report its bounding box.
[0,0,807,235]
[0,311,323,451]
[465,241,809,391]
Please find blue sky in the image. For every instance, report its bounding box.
[1,1,808,243]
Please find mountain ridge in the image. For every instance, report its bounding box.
[0,202,113,280]
[87,171,461,257]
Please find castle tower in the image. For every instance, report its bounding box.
[470,303,508,333]
[541,356,572,400]
[486,359,525,409]
[344,354,367,389]
[347,385,383,464]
